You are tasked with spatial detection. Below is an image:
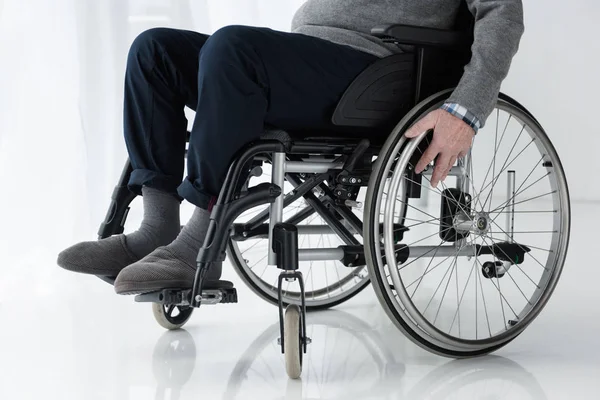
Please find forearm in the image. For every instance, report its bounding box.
[446,0,524,127]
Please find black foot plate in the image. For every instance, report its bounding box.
[134,280,237,306]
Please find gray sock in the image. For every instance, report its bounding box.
[57,186,180,276]
[165,206,223,280]
[126,186,181,258]
[113,207,222,295]
[165,206,210,265]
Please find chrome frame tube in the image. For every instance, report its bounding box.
[289,245,477,263]
[407,244,475,259]
[285,161,344,174]
[458,151,472,194]
[421,165,466,177]
[298,248,344,262]
[268,153,286,265]
[297,225,334,235]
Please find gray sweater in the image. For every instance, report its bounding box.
[292,0,524,126]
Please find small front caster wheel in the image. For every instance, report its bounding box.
[284,304,303,379]
[152,303,194,330]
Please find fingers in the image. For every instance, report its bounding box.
[414,143,440,174]
[441,155,458,182]
[430,152,452,188]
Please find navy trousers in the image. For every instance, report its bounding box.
[124,26,378,209]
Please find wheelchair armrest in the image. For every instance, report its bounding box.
[371,24,470,50]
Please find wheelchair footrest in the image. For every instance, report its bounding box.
[134,280,237,306]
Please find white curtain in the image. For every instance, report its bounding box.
[0,0,304,289]
[0,0,86,280]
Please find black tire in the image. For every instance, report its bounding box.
[152,303,194,330]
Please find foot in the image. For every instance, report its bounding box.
[57,186,180,277]
[57,235,141,277]
[113,246,222,295]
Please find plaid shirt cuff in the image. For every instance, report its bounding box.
[440,103,482,133]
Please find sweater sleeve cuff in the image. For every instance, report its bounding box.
[440,103,482,134]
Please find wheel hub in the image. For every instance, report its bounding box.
[473,212,490,235]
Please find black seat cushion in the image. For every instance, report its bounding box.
[262,128,389,146]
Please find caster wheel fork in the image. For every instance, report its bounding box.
[277,271,310,380]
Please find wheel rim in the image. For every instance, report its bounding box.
[369,97,570,352]
[229,166,370,308]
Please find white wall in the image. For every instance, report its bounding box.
[501,0,600,202]
[0,0,597,252]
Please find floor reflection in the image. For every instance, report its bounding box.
[222,310,405,400]
[151,330,197,400]
[406,357,547,400]
[150,309,546,400]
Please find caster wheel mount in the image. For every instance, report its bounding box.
[273,223,310,379]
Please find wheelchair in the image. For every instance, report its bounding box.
[97,11,570,380]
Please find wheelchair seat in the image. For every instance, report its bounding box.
[261,128,389,148]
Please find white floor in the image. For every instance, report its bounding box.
[0,201,597,400]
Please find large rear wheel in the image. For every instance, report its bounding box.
[364,91,570,357]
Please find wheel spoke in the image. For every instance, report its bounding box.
[491,191,557,213]
[480,124,527,210]
[476,136,537,208]
[405,253,456,289]
[404,173,472,214]
[487,153,546,215]
[467,147,485,211]
[417,173,473,220]
[454,251,461,337]
[477,113,512,201]
[422,256,455,315]
[487,218,550,275]
[449,253,477,334]
[403,217,440,230]
[400,215,441,227]
[386,192,439,221]
[409,240,444,298]
[476,262,492,337]
[480,236,533,306]
[483,235,553,253]
[399,225,458,264]
[489,171,551,220]
[433,257,458,325]
[487,109,501,213]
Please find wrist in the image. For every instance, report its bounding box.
[440,103,481,134]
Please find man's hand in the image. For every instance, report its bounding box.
[404,109,475,188]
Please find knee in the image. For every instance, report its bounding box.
[127,27,174,68]
[199,25,261,73]
[209,25,255,44]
